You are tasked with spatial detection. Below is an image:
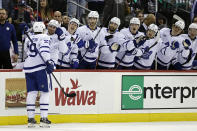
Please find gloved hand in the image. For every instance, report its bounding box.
[105,35,114,42]
[133,38,146,48]
[183,39,191,50]
[135,36,146,43]
[170,41,179,50]
[72,61,79,69]
[46,60,55,74]
[55,28,65,41]
[173,62,182,70]
[192,60,197,69]
[110,42,120,52]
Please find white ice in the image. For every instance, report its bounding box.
[1,121,197,131]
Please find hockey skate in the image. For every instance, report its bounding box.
[40,117,51,128]
[27,118,37,128]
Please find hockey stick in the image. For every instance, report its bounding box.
[173,14,185,22]
[79,26,103,63]
[25,32,76,97]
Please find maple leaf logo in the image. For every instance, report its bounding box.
[70,78,81,89]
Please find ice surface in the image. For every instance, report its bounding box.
[1,121,197,131]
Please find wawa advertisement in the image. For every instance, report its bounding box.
[1,71,197,116]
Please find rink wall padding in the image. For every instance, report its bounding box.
[1,113,197,125]
[1,69,197,125]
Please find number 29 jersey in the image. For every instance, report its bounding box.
[23,34,51,73]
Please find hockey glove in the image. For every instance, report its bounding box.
[72,60,79,69]
[170,41,179,50]
[136,35,146,43]
[110,42,120,52]
[192,60,197,69]
[105,35,114,42]
[183,39,191,50]
[46,60,55,74]
[173,62,182,70]
[134,38,146,48]
[55,28,65,41]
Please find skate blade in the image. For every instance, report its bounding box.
[27,123,36,128]
[40,122,50,128]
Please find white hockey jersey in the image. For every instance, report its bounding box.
[157,28,181,67]
[134,37,161,70]
[23,34,51,73]
[57,33,80,68]
[46,31,66,64]
[174,34,197,70]
[76,25,101,62]
[98,28,126,68]
[116,30,145,67]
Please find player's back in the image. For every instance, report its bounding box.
[23,34,51,73]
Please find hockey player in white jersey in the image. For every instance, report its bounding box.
[133,24,161,70]
[116,17,144,69]
[57,18,82,69]
[76,11,101,69]
[172,23,197,70]
[96,17,124,69]
[53,11,67,40]
[46,19,67,65]
[23,22,54,127]
[157,20,185,70]
[120,17,144,41]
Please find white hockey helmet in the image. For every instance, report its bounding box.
[88,11,99,18]
[175,20,185,30]
[69,18,80,27]
[130,17,140,25]
[189,23,197,30]
[33,22,46,33]
[48,19,60,28]
[110,17,121,27]
[148,24,158,33]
